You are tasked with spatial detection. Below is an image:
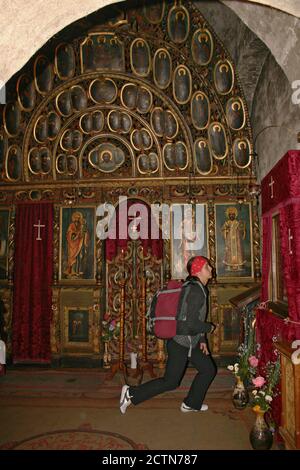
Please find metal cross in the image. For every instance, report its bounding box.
[34,219,45,241]
[269,176,275,199]
[288,228,293,255]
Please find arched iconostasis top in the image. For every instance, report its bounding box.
[0,0,254,197]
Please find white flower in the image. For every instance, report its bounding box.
[234,363,239,368]
[252,390,257,395]
[265,395,273,402]
[259,391,265,395]
[227,365,234,371]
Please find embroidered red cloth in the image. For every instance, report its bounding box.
[261,150,300,215]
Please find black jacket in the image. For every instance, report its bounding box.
[176,276,213,336]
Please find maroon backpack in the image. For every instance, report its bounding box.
[147,280,187,339]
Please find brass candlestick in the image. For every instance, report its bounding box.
[119,274,126,370]
[139,245,156,378]
[141,247,147,362]
[109,248,127,378]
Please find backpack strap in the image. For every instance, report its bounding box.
[176,279,207,321]
[176,280,191,321]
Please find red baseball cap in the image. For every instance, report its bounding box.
[190,256,207,276]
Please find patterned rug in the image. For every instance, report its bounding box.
[0,369,256,450]
[0,425,148,450]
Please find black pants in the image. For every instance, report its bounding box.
[129,339,217,410]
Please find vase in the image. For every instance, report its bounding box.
[102,341,111,369]
[232,376,249,409]
[250,408,273,450]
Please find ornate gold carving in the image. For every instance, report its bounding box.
[173,65,192,105]
[167,4,190,44]
[156,338,166,369]
[130,38,152,78]
[209,283,219,355]
[6,207,15,286]
[53,205,60,285]
[208,122,228,160]
[5,145,22,181]
[153,48,172,90]
[252,198,261,280]
[92,299,100,354]
[3,102,22,138]
[34,55,54,95]
[51,288,60,354]
[0,288,12,355]
[143,2,165,25]
[214,59,235,95]
[54,43,76,81]
[285,359,296,437]
[191,28,214,66]
[16,73,36,112]
[190,91,211,131]
[207,200,216,271]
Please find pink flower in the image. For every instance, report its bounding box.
[252,376,266,388]
[249,356,259,367]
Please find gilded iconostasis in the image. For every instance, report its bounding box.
[0,0,260,366]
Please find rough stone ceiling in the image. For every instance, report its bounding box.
[0,0,299,85]
[224,0,300,17]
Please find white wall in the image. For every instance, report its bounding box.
[0,0,299,85]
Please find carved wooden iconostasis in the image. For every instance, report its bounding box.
[0,0,260,366]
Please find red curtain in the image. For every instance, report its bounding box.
[255,308,296,429]
[12,203,53,363]
[279,204,300,328]
[105,199,163,261]
[261,215,272,301]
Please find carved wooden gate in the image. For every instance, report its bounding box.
[106,239,162,363]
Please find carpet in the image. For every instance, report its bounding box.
[0,368,256,450]
[0,425,148,450]
[0,367,234,402]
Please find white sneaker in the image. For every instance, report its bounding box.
[120,385,132,414]
[180,402,208,412]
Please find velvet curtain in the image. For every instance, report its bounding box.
[255,309,287,428]
[261,215,272,302]
[105,200,163,261]
[12,203,53,363]
[279,204,300,330]
[257,203,300,428]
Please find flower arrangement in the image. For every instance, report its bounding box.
[250,358,281,412]
[227,309,257,383]
[102,314,120,342]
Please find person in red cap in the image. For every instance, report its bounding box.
[120,255,217,414]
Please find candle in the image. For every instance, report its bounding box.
[121,248,125,278]
[130,352,137,369]
[0,339,6,364]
